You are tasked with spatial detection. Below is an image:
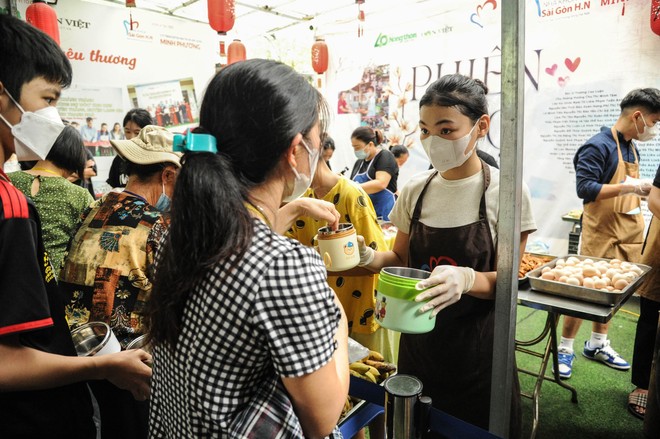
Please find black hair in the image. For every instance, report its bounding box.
[0,14,72,100]
[45,125,87,178]
[148,59,326,346]
[123,161,168,182]
[322,134,335,151]
[620,88,660,114]
[351,126,384,146]
[389,144,409,158]
[419,74,489,122]
[19,160,37,171]
[122,108,153,128]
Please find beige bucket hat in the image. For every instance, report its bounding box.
[110,125,182,167]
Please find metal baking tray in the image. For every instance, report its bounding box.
[527,254,651,306]
[518,253,556,285]
[337,398,366,427]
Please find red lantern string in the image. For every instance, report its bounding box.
[26,1,60,45]
[652,0,660,36]
[208,0,236,36]
[356,0,365,38]
[227,39,246,65]
[311,38,328,74]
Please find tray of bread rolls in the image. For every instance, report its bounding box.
[526,254,651,306]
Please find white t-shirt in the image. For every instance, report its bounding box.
[389,165,536,247]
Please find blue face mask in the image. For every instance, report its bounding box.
[354,147,369,160]
[154,183,171,212]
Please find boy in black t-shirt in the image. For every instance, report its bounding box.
[0,14,151,437]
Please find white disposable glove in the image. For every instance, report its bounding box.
[622,177,652,197]
[356,235,375,267]
[414,266,476,317]
[633,182,652,197]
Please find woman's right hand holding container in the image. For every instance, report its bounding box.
[414,266,476,317]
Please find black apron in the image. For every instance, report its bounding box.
[398,162,521,437]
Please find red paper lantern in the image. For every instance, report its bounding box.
[126,0,136,6]
[26,0,60,45]
[652,1,660,36]
[227,39,246,65]
[208,0,235,36]
[311,38,328,75]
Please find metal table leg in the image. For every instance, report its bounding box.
[516,311,578,439]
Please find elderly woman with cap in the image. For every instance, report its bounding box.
[59,125,180,439]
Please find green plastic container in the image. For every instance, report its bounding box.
[375,267,434,334]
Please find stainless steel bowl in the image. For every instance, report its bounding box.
[381,267,431,281]
[125,334,152,354]
[70,321,112,357]
[318,222,354,235]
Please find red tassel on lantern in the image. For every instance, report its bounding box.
[652,0,660,36]
[227,39,246,64]
[26,0,60,45]
[311,38,328,75]
[208,0,235,36]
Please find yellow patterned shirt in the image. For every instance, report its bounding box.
[59,191,169,348]
[287,177,386,334]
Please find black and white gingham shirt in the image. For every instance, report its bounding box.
[149,220,342,438]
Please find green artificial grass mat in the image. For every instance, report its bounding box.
[516,295,645,439]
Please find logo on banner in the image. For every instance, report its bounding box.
[57,17,92,30]
[123,18,154,42]
[374,32,417,48]
[124,18,140,33]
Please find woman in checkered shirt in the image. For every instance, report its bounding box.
[146,59,350,438]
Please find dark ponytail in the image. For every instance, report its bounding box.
[351,126,384,146]
[147,59,324,346]
[147,152,253,346]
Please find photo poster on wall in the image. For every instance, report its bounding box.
[128,78,199,130]
[53,84,125,191]
[57,84,125,159]
[337,65,390,130]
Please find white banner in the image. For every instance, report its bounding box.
[323,0,660,255]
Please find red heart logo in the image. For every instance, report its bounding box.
[545,64,558,76]
[428,255,458,270]
[558,76,570,87]
[565,57,581,72]
[476,0,497,15]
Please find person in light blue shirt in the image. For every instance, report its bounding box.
[80,116,98,156]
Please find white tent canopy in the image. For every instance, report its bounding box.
[87,0,447,41]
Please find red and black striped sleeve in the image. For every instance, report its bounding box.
[0,175,53,337]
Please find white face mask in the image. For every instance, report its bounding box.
[282,139,319,203]
[0,90,65,161]
[635,113,659,142]
[420,121,479,172]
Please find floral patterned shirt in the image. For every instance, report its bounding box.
[59,191,169,347]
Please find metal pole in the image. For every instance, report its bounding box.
[490,0,525,437]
